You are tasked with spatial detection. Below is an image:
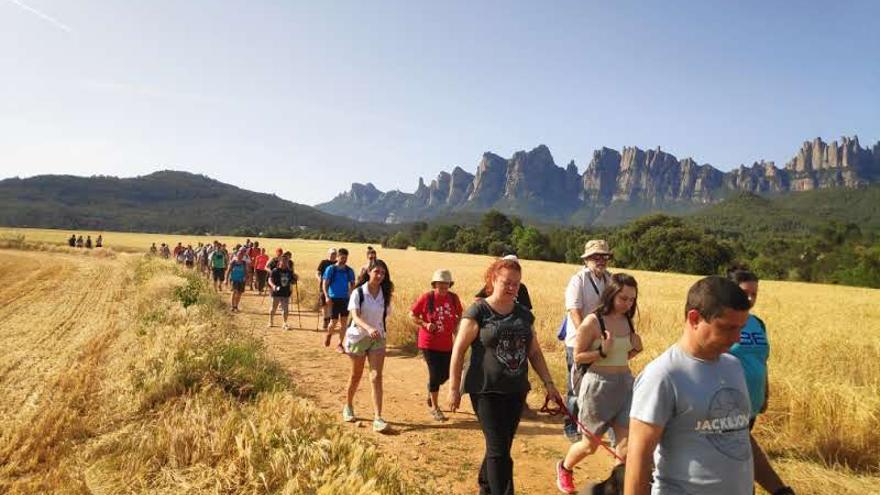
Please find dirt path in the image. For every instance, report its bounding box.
[231,289,614,495]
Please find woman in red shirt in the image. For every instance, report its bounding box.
[410,269,463,421]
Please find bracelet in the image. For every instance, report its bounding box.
[543,379,555,388]
[598,348,607,359]
[773,487,795,495]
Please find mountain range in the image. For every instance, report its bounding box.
[317,136,880,225]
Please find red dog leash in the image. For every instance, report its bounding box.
[541,396,625,464]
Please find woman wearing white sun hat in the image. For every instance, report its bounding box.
[410,269,463,421]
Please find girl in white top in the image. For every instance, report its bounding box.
[342,259,394,433]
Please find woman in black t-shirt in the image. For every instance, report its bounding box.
[448,258,561,495]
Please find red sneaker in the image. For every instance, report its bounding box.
[556,460,576,494]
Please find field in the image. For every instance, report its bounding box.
[1,227,879,493]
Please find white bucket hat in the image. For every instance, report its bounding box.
[431,269,454,287]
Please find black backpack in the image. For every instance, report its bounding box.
[570,313,636,392]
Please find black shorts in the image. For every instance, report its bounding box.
[232,280,246,293]
[330,298,349,319]
[212,267,225,282]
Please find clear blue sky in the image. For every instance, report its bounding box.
[2,0,878,205]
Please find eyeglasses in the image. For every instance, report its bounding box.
[588,254,612,261]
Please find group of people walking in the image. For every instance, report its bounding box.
[67,233,102,248]
[148,236,793,494]
[312,240,792,495]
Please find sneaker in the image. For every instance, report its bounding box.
[556,460,576,494]
[431,408,446,421]
[372,417,389,433]
[282,323,289,331]
[342,405,355,422]
[335,344,345,354]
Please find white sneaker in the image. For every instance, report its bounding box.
[342,405,355,422]
[372,417,389,433]
[282,323,289,331]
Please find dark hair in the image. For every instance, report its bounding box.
[596,273,638,318]
[338,248,349,256]
[482,258,522,296]
[685,276,751,321]
[728,269,758,285]
[366,259,394,307]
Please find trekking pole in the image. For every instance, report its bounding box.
[291,261,302,328]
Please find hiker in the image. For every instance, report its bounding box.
[226,249,248,312]
[727,269,794,495]
[210,243,228,291]
[560,239,613,443]
[357,245,378,286]
[247,241,261,290]
[474,252,532,309]
[149,242,158,256]
[84,235,92,249]
[409,269,463,421]
[625,276,754,495]
[323,247,356,352]
[173,242,184,262]
[267,256,294,330]
[183,245,195,269]
[316,248,338,332]
[68,234,76,247]
[267,248,284,271]
[342,259,394,433]
[555,273,642,494]
[254,248,270,295]
[160,243,171,259]
[95,235,103,248]
[75,235,84,248]
[449,257,561,495]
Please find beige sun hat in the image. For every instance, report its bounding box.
[580,239,613,259]
[431,269,454,287]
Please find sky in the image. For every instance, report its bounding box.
[2,0,878,205]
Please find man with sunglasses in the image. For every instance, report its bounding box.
[562,239,614,443]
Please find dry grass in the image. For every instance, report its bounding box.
[2,227,879,493]
[0,249,426,494]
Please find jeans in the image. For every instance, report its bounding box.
[564,346,579,437]
[470,393,526,495]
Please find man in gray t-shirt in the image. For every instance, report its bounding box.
[626,276,754,495]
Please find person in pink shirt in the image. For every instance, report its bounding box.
[410,269,463,421]
[253,248,270,295]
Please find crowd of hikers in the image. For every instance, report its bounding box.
[67,233,103,248]
[146,237,793,495]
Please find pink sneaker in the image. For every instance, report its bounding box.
[556,460,576,494]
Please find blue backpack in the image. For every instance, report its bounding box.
[230,261,246,282]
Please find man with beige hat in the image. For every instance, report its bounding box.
[561,239,613,442]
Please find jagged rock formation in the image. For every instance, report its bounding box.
[317,136,880,225]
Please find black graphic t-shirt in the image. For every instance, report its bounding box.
[270,268,293,298]
[463,299,534,396]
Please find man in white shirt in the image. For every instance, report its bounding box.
[562,239,613,442]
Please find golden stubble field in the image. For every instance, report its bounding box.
[3,227,879,492]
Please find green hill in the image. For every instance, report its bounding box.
[0,171,384,236]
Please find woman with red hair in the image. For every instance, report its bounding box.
[448,258,561,495]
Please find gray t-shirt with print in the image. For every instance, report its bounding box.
[630,344,753,495]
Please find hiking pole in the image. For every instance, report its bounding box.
[292,261,302,328]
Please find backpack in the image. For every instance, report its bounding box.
[230,261,246,282]
[326,264,352,290]
[570,313,636,393]
[356,286,388,332]
[426,291,460,319]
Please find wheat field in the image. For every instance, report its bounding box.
[1,227,879,493]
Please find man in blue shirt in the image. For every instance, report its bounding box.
[728,269,793,495]
[323,247,355,353]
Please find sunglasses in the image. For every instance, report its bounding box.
[588,254,612,261]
